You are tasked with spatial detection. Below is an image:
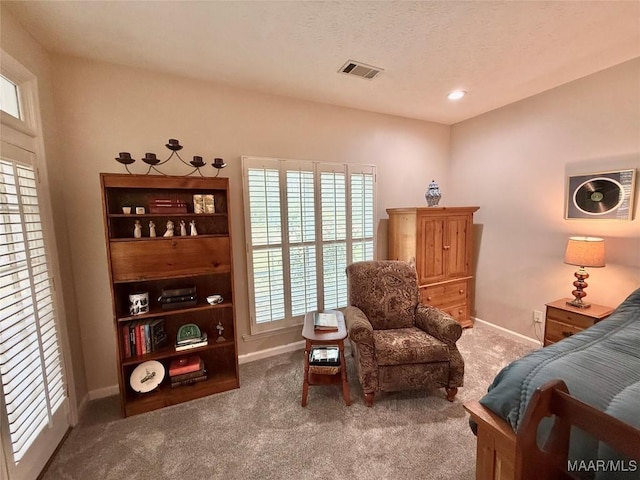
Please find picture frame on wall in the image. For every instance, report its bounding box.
[565,169,636,220]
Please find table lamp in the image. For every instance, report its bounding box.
[563,236,605,308]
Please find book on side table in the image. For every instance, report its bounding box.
[313,312,338,331]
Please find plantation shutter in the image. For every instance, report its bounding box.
[0,157,65,464]
[350,169,375,262]
[286,167,317,316]
[319,167,347,310]
[246,162,285,324]
[243,156,376,333]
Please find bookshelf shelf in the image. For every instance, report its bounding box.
[101,173,239,417]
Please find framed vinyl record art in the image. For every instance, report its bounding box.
[565,169,636,220]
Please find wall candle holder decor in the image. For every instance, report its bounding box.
[115,138,227,177]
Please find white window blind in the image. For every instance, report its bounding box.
[0,159,65,463]
[320,170,347,310]
[287,170,317,317]
[243,157,375,332]
[247,166,285,324]
[350,172,374,262]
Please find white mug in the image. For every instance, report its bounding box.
[207,294,223,305]
[129,292,149,315]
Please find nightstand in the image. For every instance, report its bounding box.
[544,299,614,346]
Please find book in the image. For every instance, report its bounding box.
[170,374,207,388]
[134,322,143,356]
[170,367,206,382]
[148,318,167,351]
[161,286,196,298]
[122,325,131,358]
[175,339,208,351]
[313,312,338,331]
[148,206,188,214]
[162,299,198,310]
[309,346,340,366]
[176,332,208,346]
[158,294,197,304]
[169,355,203,376]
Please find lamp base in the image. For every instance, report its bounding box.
[567,267,591,309]
[566,299,591,309]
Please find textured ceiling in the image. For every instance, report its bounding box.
[4,1,640,124]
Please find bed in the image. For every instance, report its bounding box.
[464,288,640,480]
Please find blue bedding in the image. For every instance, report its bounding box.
[479,288,640,479]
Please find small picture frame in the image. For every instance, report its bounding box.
[193,194,215,214]
[135,206,146,214]
[565,169,636,220]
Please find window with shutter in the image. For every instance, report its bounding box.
[1,51,70,480]
[243,157,375,333]
[0,158,65,463]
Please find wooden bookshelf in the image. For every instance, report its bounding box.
[101,173,239,417]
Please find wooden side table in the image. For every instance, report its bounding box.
[544,299,614,346]
[301,310,350,406]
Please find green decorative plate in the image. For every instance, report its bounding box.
[176,323,202,344]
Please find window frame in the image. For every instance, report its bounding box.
[242,156,376,335]
[0,50,76,479]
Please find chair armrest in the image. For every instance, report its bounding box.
[415,304,462,346]
[344,306,374,347]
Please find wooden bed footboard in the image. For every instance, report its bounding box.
[464,380,640,480]
[464,400,517,480]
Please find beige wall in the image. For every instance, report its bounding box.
[1,8,88,407]
[450,58,640,339]
[50,55,450,393]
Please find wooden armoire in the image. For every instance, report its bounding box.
[386,206,479,328]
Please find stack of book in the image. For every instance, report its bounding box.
[148,198,188,214]
[122,318,168,358]
[175,331,208,351]
[168,355,207,388]
[159,286,197,310]
[313,312,339,331]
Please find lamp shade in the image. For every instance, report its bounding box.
[564,236,605,268]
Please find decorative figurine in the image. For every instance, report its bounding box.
[133,220,142,238]
[190,220,198,236]
[164,220,175,237]
[149,220,156,237]
[216,321,226,342]
[180,220,187,236]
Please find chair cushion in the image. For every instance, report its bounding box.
[346,260,418,329]
[374,327,449,366]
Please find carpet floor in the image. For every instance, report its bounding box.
[42,322,535,480]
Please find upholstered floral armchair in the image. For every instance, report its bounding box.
[345,260,464,406]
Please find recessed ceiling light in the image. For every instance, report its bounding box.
[447,90,466,101]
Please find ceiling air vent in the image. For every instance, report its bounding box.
[339,60,383,80]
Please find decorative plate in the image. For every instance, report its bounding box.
[130,360,165,393]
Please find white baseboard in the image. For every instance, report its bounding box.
[88,384,120,400]
[473,317,542,348]
[238,340,305,364]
